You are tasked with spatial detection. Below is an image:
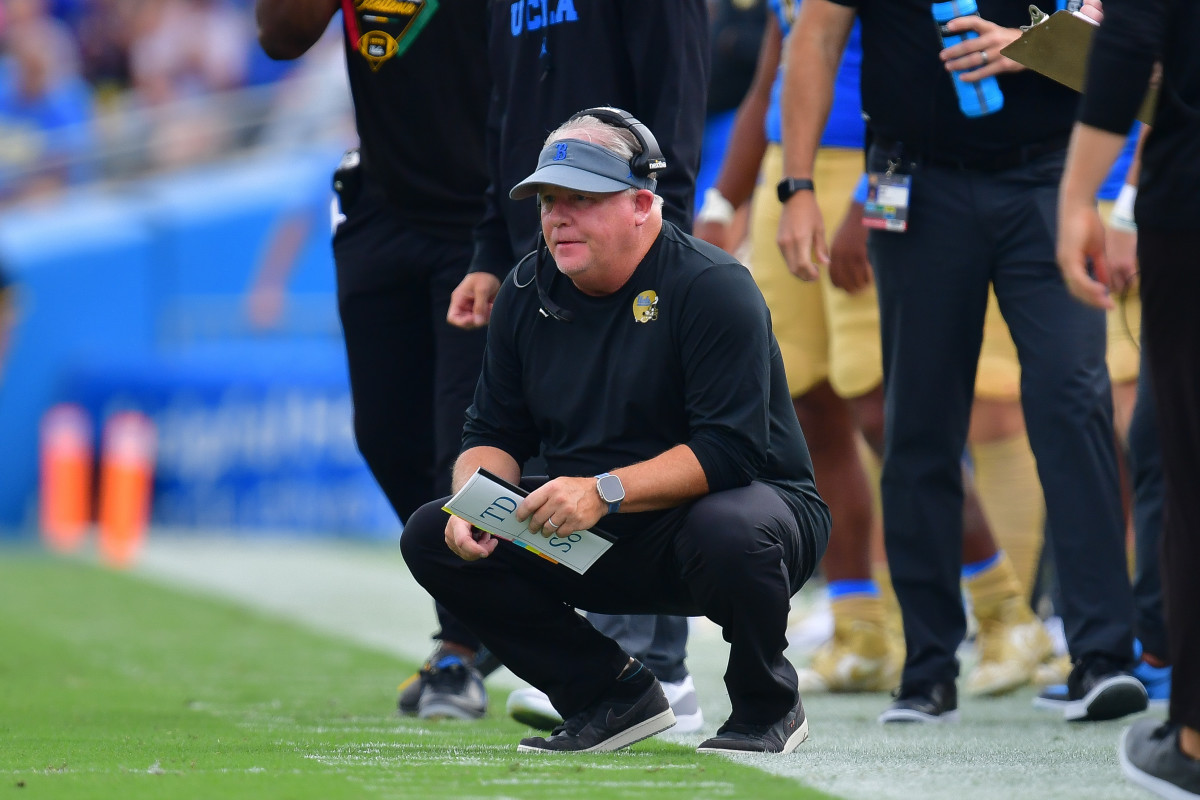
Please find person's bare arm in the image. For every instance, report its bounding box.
[776,0,855,281]
[256,0,340,60]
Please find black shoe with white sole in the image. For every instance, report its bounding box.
[697,695,809,754]
[878,681,959,724]
[516,661,675,753]
[1034,656,1147,722]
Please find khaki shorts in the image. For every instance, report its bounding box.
[751,145,882,398]
[753,144,1021,401]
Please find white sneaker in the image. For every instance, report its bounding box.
[506,686,562,730]
[661,675,704,734]
[507,675,705,734]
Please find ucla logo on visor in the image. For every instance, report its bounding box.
[509,139,658,200]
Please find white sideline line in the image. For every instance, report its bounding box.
[133,535,1157,800]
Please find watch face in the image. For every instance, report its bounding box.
[598,474,625,503]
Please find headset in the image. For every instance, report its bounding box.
[520,108,666,323]
[568,106,668,177]
[513,230,575,322]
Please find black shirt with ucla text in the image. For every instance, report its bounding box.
[468,0,710,279]
[830,0,1080,162]
[342,0,490,239]
[462,221,827,539]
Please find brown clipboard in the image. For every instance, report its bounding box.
[999,9,1158,124]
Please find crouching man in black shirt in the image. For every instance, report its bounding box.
[400,109,830,754]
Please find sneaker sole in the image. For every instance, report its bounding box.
[1068,677,1149,722]
[877,708,961,724]
[695,717,810,754]
[515,708,677,753]
[1032,694,1069,712]
[1064,676,1148,722]
[418,700,487,721]
[1117,726,1199,800]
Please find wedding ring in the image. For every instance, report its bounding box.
[546,518,561,530]
[980,50,989,66]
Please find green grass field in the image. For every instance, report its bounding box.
[0,552,834,800]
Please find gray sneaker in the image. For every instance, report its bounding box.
[415,653,488,720]
[398,646,497,716]
[1119,719,1200,799]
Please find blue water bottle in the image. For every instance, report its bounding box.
[932,0,1005,118]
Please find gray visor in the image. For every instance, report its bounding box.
[509,139,657,200]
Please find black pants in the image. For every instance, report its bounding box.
[335,175,487,650]
[1139,228,1200,731]
[868,148,1135,687]
[400,481,828,725]
[1128,352,1167,661]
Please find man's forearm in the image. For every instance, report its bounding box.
[256,0,339,60]
[1062,124,1129,209]
[780,0,853,178]
[608,445,708,514]
[452,446,522,494]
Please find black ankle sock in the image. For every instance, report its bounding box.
[611,659,654,700]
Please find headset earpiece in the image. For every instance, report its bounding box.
[567,106,667,178]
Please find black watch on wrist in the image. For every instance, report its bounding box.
[776,177,815,204]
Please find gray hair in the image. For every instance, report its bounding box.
[544,114,663,209]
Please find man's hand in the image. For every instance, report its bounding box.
[1057,201,1113,310]
[828,201,872,294]
[515,476,606,539]
[444,514,500,561]
[776,192,825,281]
[939,16,1023,81]
[447,272,501,329]
[1104,225,1138,297]
[694,218,733,254]
[1079,0,1103,23]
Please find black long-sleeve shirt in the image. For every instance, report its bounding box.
[1079,0,1200,229]
[462,222,827,539]
[468,0,710,280]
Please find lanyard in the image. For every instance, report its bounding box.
[341,0,360,46]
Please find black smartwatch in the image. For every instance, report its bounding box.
[776,177,815,204]
[595,473,625,515]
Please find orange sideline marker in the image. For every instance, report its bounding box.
[97,411,157,568]
[39,404,94,551]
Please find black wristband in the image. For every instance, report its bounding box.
[776,177,815,204]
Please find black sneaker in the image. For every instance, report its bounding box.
[1034,656,1147,722]
[878,681,959,723]
[1119,719,1200,799]
[696,695,809,754]
[398,646,498,716]
[516,663,676,753]
[415,652,488,720]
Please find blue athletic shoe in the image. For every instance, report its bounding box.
[1132,639,1172,710]
[1132,660,1171,710]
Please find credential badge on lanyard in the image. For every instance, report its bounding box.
[863,159,912,233]
[342,0,440,72]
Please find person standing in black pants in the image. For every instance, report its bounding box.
[778,0,1147,724]
[256,0,496,720]
[1059,0,1200,792]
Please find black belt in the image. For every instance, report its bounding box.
[876,133,1070,173]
